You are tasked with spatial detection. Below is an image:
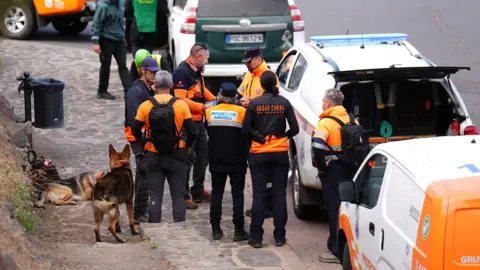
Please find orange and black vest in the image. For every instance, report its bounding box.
[205,103,248,172]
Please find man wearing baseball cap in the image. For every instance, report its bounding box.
[206,82,249,242]
[238,47,279,219]
[124,57,160,224]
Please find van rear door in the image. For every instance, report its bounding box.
[195,0,293,64]
[443,180,480,269]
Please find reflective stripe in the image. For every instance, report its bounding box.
[312,142,325,149]
[314,130,327,139]
[325,155,339,160]
[207,120,242,128]
[266,182,272,188]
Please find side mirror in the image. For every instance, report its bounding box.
[338,180,356,203]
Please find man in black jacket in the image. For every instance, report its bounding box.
[205,83,249,242]
[124,57,158,223]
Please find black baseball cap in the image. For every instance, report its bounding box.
[242,47,262,63]
[141,57,160,72]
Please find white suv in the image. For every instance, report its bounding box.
[276,33,476,219]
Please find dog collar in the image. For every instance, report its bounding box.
[115,160,131,168]
[96,172,104,183]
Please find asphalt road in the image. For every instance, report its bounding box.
[21,1,480,268]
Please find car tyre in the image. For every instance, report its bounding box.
[291,154,311,220]
[1,3,37,40]
[51,18,88,36]
[342,243,352,270]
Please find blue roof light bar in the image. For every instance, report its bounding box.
[310,33,408,47]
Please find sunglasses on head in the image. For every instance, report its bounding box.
[194,43,208,52]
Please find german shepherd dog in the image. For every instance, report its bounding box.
[91,144,138,243]
[33,159,98,208]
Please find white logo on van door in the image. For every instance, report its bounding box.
[461,256,480,264]
[45,0,53,8]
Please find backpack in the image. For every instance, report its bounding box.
[322,113,370,172]
[147,97,181,153]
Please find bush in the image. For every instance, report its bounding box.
[0,124,39,233]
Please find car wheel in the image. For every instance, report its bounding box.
[51,18,88,36]
[1,4,37,40]
[291,154,311,220]
[342,243,352,270]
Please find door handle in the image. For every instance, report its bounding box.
[369,222,375,236]
[172,18,175,21]
[381,229,384,250]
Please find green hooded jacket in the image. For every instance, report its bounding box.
[133,0,158,33]
[91,0,126,44]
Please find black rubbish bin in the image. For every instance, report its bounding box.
[31,78,65,129]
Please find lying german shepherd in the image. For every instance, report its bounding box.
[91,144,138,243]
[33,161,98,208]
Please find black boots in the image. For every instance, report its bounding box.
[212,222,224,240]
[233,227,249,242]
[211,221,249,242]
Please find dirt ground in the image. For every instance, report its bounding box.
[32,200,170,270]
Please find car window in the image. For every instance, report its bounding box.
[277,53,296,87]
[287,54,308,91]
[197,0,290,17]
[357,154,388,208]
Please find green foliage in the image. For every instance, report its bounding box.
[11,182,39,234]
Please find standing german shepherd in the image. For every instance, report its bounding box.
[91,144,139,243]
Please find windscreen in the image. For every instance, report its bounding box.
[196,0,290,17]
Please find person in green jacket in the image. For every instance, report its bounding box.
[130,0,158,57]
[92,0,131,100]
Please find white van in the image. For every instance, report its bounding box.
[337,135,480,269]
[276,33,477,219]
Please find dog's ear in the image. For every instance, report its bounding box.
[108,144,116,156]
[121,144,131,157]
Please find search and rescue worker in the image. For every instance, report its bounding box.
[313,88,359,264]
[172,43,216,209]
[92,0,130,100]
[206,82,249,242]
[131,70,197,223]
[124,57,159,223]
[238,47,277,219]
[242,70,299,248]
[130,49,172,83]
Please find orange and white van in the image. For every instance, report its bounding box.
[337,135,480,269]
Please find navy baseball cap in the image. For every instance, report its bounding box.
[242,47,262,63]
[219,82,237,97]
[141,57,160,72]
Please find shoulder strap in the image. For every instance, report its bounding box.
[167,96,177,107]
[321,115,345,127]
[347,113,355,125]
[149,97,160,107]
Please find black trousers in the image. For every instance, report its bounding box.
[129,60,140,84]
[184,121,209,200]
[321,161,347,256]
[98,38,130,94]
[145,151,186,223]
[209,170,246,227]
[129,20,156,57]
[249,152,289,242]
[130,141,148,219]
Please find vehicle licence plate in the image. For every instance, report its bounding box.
[226,34,264,44]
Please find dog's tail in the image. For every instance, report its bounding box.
[33,190,48,208]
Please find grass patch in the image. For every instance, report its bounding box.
[0,125,39,233]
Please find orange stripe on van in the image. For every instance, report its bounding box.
[413,176,480,269]
[339,213,362,269]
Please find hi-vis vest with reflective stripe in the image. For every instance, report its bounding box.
[206,103,245,129]
[136,54,162,75]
